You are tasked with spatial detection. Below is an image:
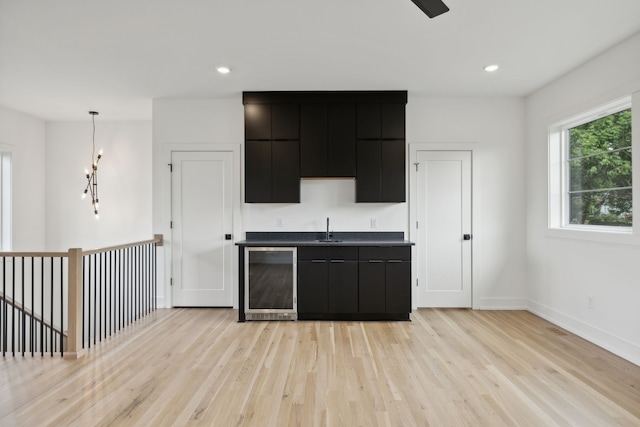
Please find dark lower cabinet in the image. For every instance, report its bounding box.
[385,260,411,313]
[297,247,358,315]
[358,260,386,313]
[359,246,411,314]
[297,245,411,320]
[297,260,329,313]
[328,260,358,313]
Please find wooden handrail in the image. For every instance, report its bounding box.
[82,234,164,256]
[0,251,68,257]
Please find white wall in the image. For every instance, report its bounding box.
[152,96,528,310]
[0,107,46,251]
[526,33,640,365]
[407,97,528,309]
[45,120,152,251]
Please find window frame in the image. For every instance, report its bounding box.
[548,94,640,244]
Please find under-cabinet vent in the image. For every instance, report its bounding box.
[246,312,297,321]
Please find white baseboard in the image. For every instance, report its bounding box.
[528,299,640,367]
[475,297,528,310]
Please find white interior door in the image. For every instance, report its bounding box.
[416,150,472,307]
[171,151,233,307]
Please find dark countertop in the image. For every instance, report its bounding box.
[235,231,414,247]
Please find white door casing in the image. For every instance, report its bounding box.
[171,151,233,307]
[415,150,472,307]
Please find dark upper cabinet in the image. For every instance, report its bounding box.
[272,104,299,140]
[381,140,406,202]
[245,104,271,140]
[356,102,406,202]
[300,104,328,177]
[243,91,406,203]
[300,103,356,178]
[357,103,381,139]
[356,140,382,202]
[271,139,300,203]
[327,104,356,177]
[245,140,272,203]
[357,139,406,202]
[245,102,300,203]
[381,103,405,139]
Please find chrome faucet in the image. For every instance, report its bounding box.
[326,217,330,241]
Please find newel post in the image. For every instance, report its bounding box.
[64,248,85,359]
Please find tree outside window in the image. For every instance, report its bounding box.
[567,108,632,227]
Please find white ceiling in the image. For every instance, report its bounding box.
[1,0,640,121]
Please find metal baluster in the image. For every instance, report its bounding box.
[108,250,112,337]
[12,257,15,356]
[60,257,63,357]
[40,257,44,356]
[82,256,85,349]
[98,252,102,342]
[93,253,97,346]
[2,256,5,356]
[31,257,34,356]
[50,257,53,357]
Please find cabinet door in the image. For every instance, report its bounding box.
[385,261,411,313]
[359,260,386,313]
[356,140,382,202]
[245,140,272,202]
[245,104,271,140]
[329,261,358,313]
[327,103,356,177]
[381,139,406,202]
[300,104,328,177]
[298,260,328,313]
[272,104,299,140]
[356,103,381,139]
[381,103,405,139]
[271,139,300,202]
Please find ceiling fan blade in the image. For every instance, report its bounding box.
[409,0,450,18]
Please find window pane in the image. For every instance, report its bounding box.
[568,149,632,192]
[569,188,632,226]
[569,108,632,158]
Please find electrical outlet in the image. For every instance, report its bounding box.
[276,217,283,228]
[371,218,378,229]
[587,295,595,310]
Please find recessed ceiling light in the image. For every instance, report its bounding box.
[216,66,231,74]
[484,64,499,72]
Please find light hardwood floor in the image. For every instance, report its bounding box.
[1,308,639,426]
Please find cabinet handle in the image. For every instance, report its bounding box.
[388,260,403,263]
[330,260,345,263]
[312,260,325,263]
[368,260,384,263]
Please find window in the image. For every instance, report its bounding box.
[549,96,635,234]
[566,107,632,227]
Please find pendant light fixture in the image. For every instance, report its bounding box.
[82,111,103,219]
